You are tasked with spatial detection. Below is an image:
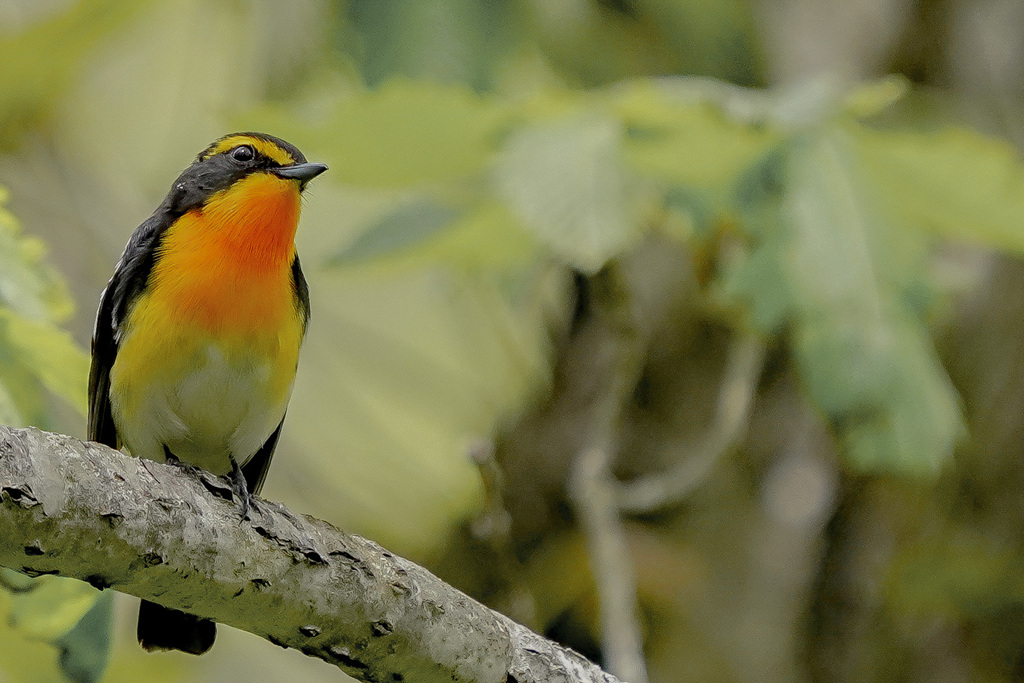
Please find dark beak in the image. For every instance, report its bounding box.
[274,162,329,187]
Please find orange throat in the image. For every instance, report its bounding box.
[150,173,302,333]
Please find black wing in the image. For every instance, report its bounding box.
[292,254,310,333]
[87,211,174,446]
[87,277,120,447]
[240,417,284,495]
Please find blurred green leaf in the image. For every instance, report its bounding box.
[842,75,909,119]
[495,115,642,274]
[522,0,760,87]
[855,125,1024,255]
[416,202,540,274]
[252,79,506,187]
[9,576,100,642]
[7,573,110,682]
[635,0,761,85]
[334,199,541,276]
[346,0,514,91]
[727,130,963,474]
[0,188,88,422]
[0,0,147,147]
[0,592,70,683]
[0,568,34,593]
[329,199,462,266]
[0,355,46,428]
[0,309,90,417]
[721,145,791,331]
[0,574,111,683]
[662,185,713,240]
[0,376,24,427]
[617,81,780,193]
[55,591,112,683]
[0,187,75,322]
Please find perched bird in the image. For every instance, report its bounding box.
[87,132,327,654]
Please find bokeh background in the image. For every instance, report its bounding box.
[3,0,1024,681]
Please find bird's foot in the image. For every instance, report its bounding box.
[162,445,201,476]
[228,458,252,521]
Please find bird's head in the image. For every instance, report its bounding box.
[163,132,328,216]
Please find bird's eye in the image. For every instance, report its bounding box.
[229,145,255,163]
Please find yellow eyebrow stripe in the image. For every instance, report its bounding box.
[202,135,296,165]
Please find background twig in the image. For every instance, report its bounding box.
[616,333,765,514]
[568,268,650,683]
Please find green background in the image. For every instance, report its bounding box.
[3,0,1024,681]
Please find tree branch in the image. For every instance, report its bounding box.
[0,426,621,683]
[615,333,765,514]
[567,268,650,683]
[570,445,648,683]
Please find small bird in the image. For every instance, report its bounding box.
[87,132,327,654]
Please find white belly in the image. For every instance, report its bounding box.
[113,344,290,475]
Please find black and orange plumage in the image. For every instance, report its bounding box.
[88,132,326,654]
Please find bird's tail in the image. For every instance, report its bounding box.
[137,599,216,655]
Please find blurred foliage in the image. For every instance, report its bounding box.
[4,0,1024,682]
[255,74,980,477]
[0,187,106,679]
[727,128,963,474]
[0,0,147,149]
[0,188,88,424]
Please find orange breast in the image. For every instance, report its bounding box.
[149,172,302,334]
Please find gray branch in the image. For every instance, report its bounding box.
[570,445,647,683]
[0,426,621,683]
[567,272,649,683]
[616,333,765,514]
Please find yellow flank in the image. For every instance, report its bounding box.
[202,134,296,165]
[107,170,305,468]
[112,283,303,413]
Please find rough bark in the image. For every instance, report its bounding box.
[0,426,621,683]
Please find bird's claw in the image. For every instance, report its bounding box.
[228,458,252,521]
